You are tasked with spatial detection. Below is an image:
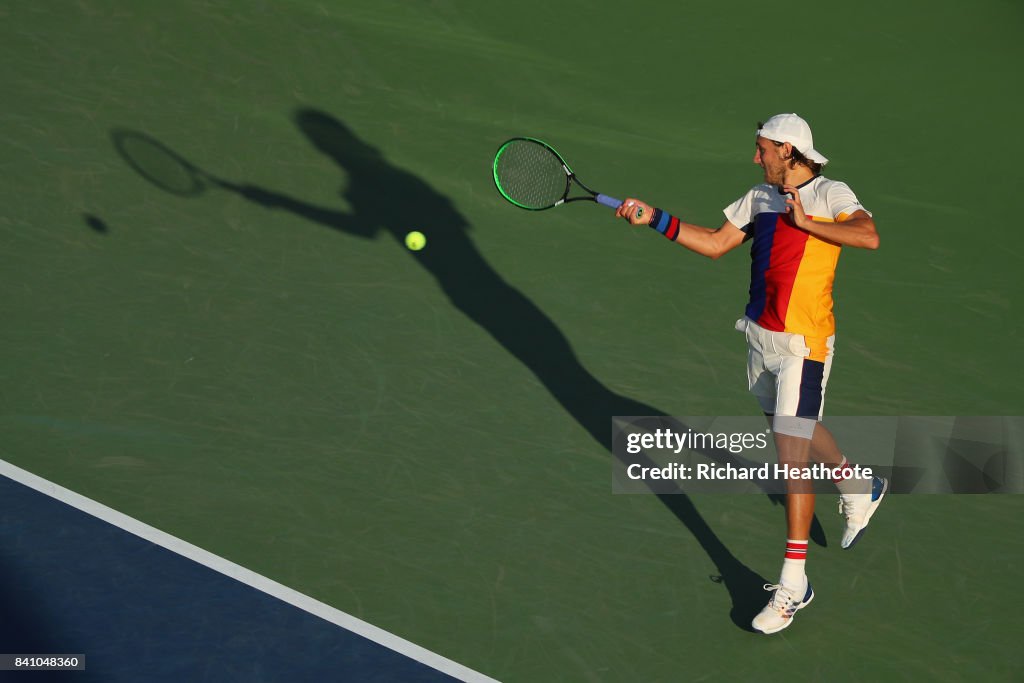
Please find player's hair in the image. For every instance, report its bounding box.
[757,121,823,176]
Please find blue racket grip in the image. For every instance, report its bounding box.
[595,193,622,209]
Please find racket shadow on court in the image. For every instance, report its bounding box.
[112,112,825,630]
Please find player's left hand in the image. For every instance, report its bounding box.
[782,185,810,229]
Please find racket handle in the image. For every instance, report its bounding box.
[595,193,622,209]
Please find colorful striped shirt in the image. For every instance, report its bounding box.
[723,176,869,361]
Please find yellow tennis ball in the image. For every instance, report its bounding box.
[405,231,426,251]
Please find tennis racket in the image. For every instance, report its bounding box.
[493,137,636,217]
[112,129,235,197]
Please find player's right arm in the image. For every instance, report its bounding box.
[615,198,747,260]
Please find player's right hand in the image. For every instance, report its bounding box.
[615,198,653,225]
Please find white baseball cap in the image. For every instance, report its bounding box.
[757,113,828,166]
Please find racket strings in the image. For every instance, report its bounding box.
[494,140,568,210]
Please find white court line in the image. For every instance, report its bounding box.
[0,458,500,683]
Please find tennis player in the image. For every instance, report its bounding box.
[615,113,888,634]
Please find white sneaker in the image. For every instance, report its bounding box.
[751,581,814,634]
[839,475,889,549]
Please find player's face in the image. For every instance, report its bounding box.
[753,137,786,185]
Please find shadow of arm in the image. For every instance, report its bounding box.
[220,180,375,239]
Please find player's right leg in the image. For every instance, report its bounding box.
[751,580,815,634]
[742,319,819,634]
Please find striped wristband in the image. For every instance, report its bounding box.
[647,208,680,241]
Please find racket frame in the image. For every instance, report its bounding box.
[493,136,619,211]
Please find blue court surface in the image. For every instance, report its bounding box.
[0,465,492,682]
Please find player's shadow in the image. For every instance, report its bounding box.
[117,109,826,630]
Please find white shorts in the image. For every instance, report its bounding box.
[735,318,835,437]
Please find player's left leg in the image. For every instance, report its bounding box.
[803,336,889,547]
[835,458,889,549]
[777,334,889,549]
[805,423,887,547]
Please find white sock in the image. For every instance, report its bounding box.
[833,456,872,495]
[780,539,808,590]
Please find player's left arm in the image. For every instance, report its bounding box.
[782,184,879,250]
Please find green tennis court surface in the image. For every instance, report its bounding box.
[3,1,1023,680]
